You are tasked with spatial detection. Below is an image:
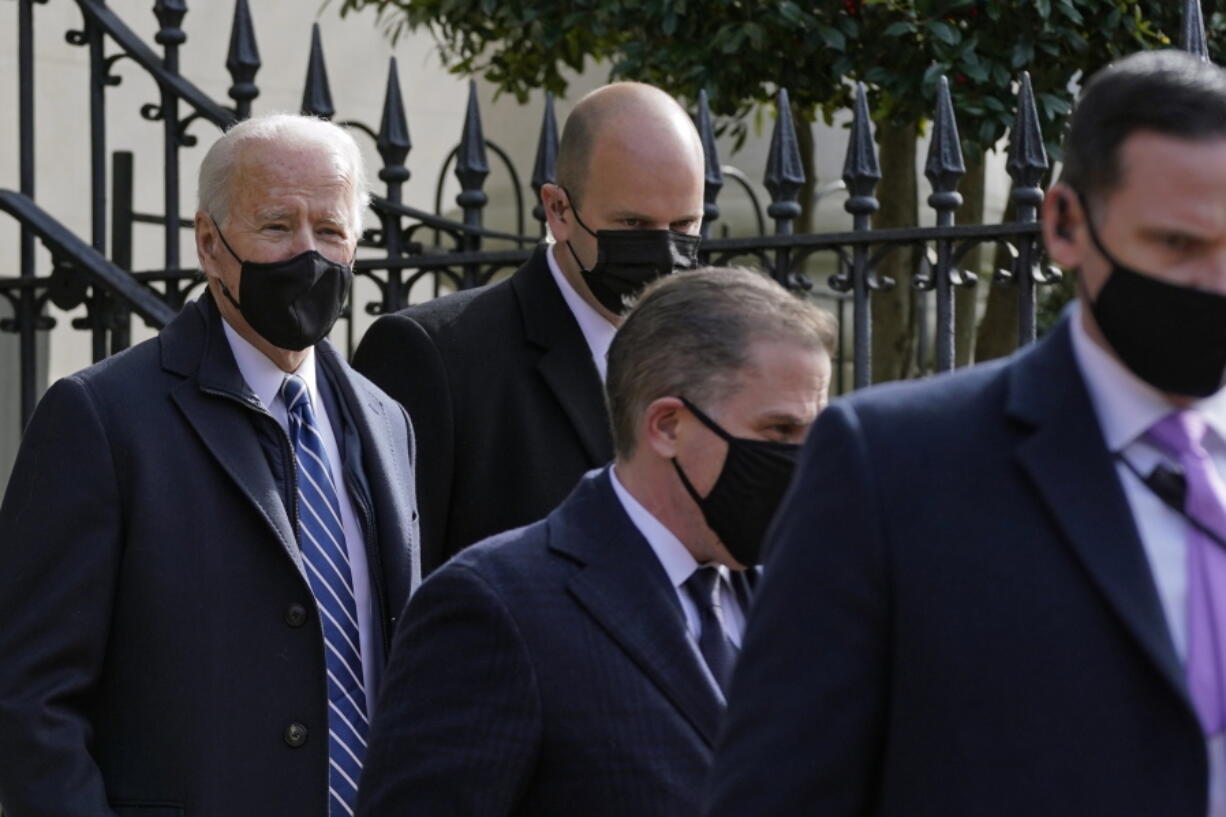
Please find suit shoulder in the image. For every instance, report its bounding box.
[398,277,515,336]
[841,353,1012,427]
[61,335,167,403]
[443,520,556,586]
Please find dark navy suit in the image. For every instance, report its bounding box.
[357,468,725,817]
[705,317,1206,817]
[0,295,420,817]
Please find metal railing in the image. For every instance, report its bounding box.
[1,0,1211,439]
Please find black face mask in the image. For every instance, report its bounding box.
[671,396,801,567]
[1080,196,1226,398]
[561,187,700,315]
[212,220,353,352]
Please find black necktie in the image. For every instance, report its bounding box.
[683,566,739,694]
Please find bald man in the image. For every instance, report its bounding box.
[353,82,706,573]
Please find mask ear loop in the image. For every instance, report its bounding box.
[558,185,599,276]
[1074,191,1128,270]
[670,395,732,508]
[208,216,246,310]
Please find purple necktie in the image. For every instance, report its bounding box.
[1148,410,1226,735]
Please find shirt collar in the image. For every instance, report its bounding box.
[609,465,700,590]
[546,242,617,381]
[221,318,318,412]
[1069,300,1226,451]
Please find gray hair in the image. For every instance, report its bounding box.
[606,267,838,460]
[197,113,370,234]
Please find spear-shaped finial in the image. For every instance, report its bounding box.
[377,57,411,185]
[1183,0,1210,61]
[226,0,260,119]
[301,24,334,120]
[531,93,559,227]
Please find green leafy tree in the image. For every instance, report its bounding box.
[340,0,1220,380]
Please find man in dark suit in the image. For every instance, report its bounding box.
[355,268,835,817]
[0,114,420,817]
[353,81,706,573]
[706,51,1226,817]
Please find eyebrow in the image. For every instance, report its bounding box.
[757,411,807,427]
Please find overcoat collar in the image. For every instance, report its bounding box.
[161,293,301,571]
[548,468,726,747]
[511,245,613,466]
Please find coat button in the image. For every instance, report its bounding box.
[285,603,308,628]
[284,722,308,748]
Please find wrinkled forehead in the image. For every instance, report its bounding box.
[227,139,356,215]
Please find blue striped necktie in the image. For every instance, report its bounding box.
[282,374,367,817]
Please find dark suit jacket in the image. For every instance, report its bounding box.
[705,316,1208,817]
[356,467,727,817]
[353,244,612,573]
[0,295,421,817]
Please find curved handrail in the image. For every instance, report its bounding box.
[0,190,178,328]
[76,0,237,131]
[370,197,538,246]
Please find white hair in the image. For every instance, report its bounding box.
[197,113,371,235]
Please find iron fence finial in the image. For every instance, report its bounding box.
[697,89,724,237]
[301,24,335,120]
[455,80,490,207]
[764,88,805,230]
[530,92,559,227]
[153,0,188,47]
[843,82,880,219]
[1006,72,1048,209]
[1183,0,1211,62]
[226,0,260,119]
[377,58,411,185]
[925,76,965,208]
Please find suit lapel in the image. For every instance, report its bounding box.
[553,470,725,747]
[162,296,302,573]
[1008,320,1188,706]
[513,245,613,466]
[316,342,421,612]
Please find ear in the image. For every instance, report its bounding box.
[540,183,573,243]
[194,212,223,280]
[1041,183,1088,270]
[641,396,685,460]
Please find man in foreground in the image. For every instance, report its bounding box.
[0,114,420,817]
[353,81,706,573]
[356,267,834,816]
[707,50,1226,817]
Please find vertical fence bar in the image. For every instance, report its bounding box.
[842,83,881,389]
[377,57,411,313]
[110,152,134,353]
[530,93,558,238]
[697,89,723,242]
[18,0,38,427]
[454,80,489,290]
[154,1,187,303]
[763,89,804,288]
[923,76,965,373]
[87,5,113,360]
[1006,73,1048,346]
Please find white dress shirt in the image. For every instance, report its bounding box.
[221,321,377,715]
[1070,302,1226,815]
[546,243,617,382]
[609,466,746,648]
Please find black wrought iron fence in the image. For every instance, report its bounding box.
[1,0,1211,443]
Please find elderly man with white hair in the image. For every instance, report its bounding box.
[0,114,421,817]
